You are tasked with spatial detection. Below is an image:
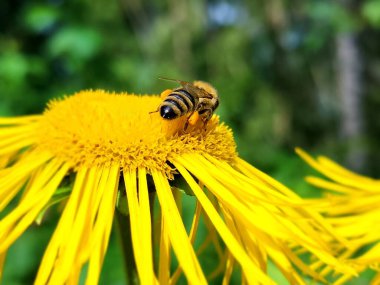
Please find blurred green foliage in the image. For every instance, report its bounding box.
[1,0,380,284]
[362,0,380,27]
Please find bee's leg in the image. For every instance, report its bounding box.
[184,114,192,131]
[184,111,197,131]
[149,107,159,114]
[188,112,199,126]
[200,109,212,129]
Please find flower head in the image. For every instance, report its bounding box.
[1,90,355,284]
[297,148,380,284]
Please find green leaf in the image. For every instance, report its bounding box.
[35,186,71,225]
[308,2,358,32]
[362,0,380,27]
[47,27,102,60]
[0,52,29,83]
[116,183,129,216]
[23,4,59,33]
[170,175,195,196]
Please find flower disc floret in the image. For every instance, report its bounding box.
[37,90,237,178]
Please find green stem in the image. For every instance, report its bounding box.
[116,209,138,285]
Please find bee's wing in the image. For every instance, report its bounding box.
[191,86,214,99]
[158,76,213,99]
[180,83,212,99]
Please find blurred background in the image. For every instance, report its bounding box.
[1,0,379,284]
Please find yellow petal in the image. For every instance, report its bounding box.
[174,161,276,285]
[35,167,91,284]
[137,168,157,283]
[0,115,41,125]
[0,151,52,201]
[222,252,234,285]
[296,148,378,192]
[86,164,119,285]
[0,160,69,253]
[171,201,202,284]
[152,170,207,285]
[159,214,171,284]
[123,169,157,284]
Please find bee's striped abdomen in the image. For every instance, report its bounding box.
[159,89,196,120]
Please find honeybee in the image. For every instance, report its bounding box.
[155,77,219,128]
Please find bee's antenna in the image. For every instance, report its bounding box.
[158,76,179,82]
[158,77,189,86]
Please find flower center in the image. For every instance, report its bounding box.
[37,90,237,177]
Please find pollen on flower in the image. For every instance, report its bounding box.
[37,90,237,178]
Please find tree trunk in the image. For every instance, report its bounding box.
[336,31,366,171]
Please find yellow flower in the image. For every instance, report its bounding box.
[297,148,380,284]
[0,90,355,284]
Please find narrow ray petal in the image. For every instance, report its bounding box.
[159,214,171,284]
[0,115,41,125]
[123,168,156,284]
[86,164,119,285]
[35,167,90,284]
[171,201,202,284]
[152,170,207,284]
[0,160,69,253]
[0,124,38,139]
[0,138,37,156]
[177,155,356,277]
[174,161,275,285]
[296,148,378,191]
[137,168,156,283]
[222,252,234,285]
[48,167,102,284]
[306,176,357,194]
[317,156,377,182]
[0,151,53,198]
